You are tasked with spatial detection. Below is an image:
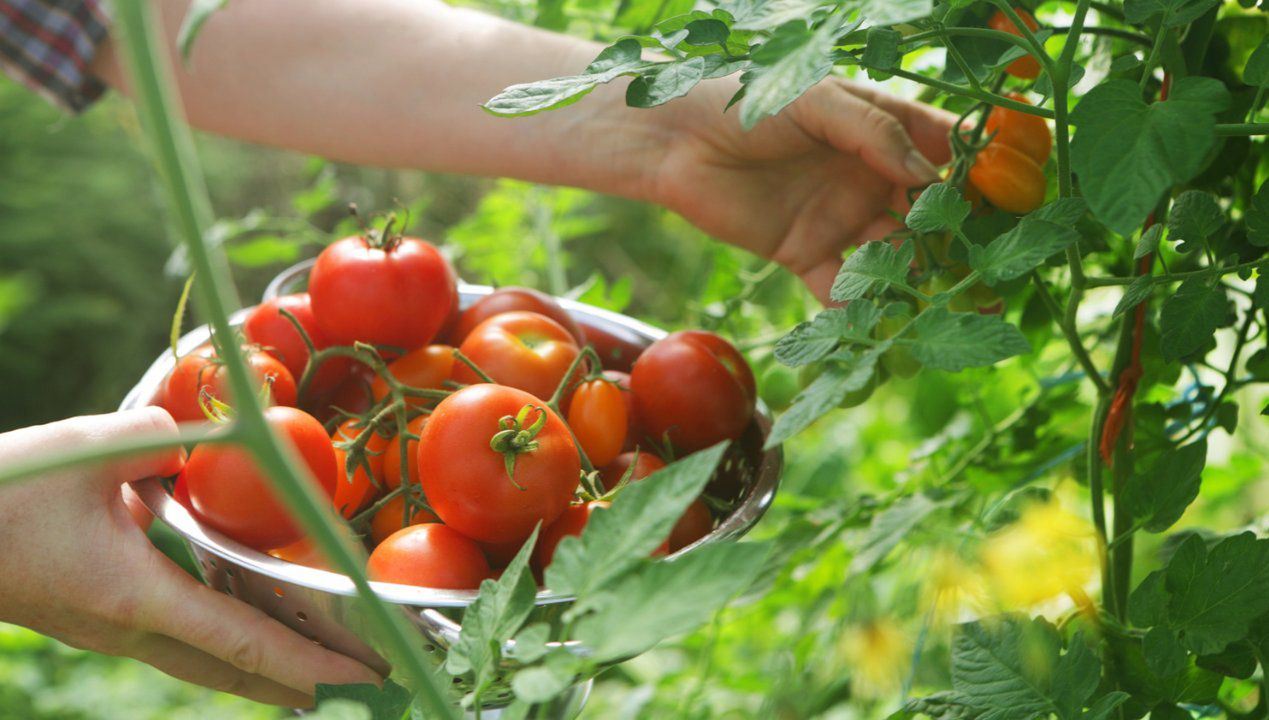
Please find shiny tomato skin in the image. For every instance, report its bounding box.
[369,494,438,545]
[670,499,713,552]
[368,524,490,590]
[383,414,428,490]
[989,9,1042,79]
[185,406,337,551]
[330,418,389,519]
[242,294,354,404]
[418,384,581,544]
[599,451,666,491]
[370,345,454,408]
[309,235,457,351]
[968,143,1047,215]
[453,312,581,401]
[452,287,585,346]
[985,94,1051,165]
[574,317,646,373]
[567,379,627,468]
[269,537,331,571]
[630,331,756,453]
[162,345,298,423]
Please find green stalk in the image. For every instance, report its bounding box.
[884,68,1055,118]
[0,425,230,487]
[112,2,457,716]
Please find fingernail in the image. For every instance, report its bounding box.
[905,150,940,183]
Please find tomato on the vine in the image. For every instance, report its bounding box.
[161,345,297,423]
[325,363,376,418]
[985,94,1052,165]
[368,524,491,590]
[330,418,388,519]
[418,384,580,544]
[567,378,627,468]
[876,311,921,379]
[918,274,977,313]
[453,311,581,401]
[450,287,585,346]
[383,414,428,489]
[243,293,354,404]
[989,8,1042,79]
[369,344,455,408]
[369,493,437,545]
[968,143,1046,215]
[183,406,337,551]
[309,234,456,352]
[630,331,755,452]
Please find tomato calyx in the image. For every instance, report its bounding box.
[489,403,549,490]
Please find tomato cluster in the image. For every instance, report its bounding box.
[155,229,756,590]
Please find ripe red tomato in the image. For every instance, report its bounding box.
[602,370,639,450]
[369,344,454,408]
[330,418,389,519]
[418,384,581,544]
[171,470,193,511]
[985,94,1051,165]
[567,378,627,468]
[630,331,756,452]
[670,499,713,552]
[453,312,581,401]
[451,287,585,346]
[184,406,337,551]
[309,235,457,351]
[368,524,491,590]
[324,363,376,418]
[162,345,297,423]
[383,414,428,489]
[989,8,1042,79]
[599,451,666,491]
[243,293,354,404]
[369,494,438,545]
[968,143,1047,214]
[574,317,646,372]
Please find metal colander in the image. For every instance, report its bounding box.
[119,260,782,718]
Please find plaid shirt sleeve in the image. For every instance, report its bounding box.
[0,0,110,113]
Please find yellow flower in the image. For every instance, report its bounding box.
[980,501,1099,609]
[922,548,989,625]
[838,617,912,699]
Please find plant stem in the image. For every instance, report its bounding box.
[884,68,1056,119]
[1138,27,1168,92]
[1031,272,1110,394]
[1050,25,1152,46]
[0,425,230,487]
[1215,123,1269,136]
[1085,258,1269,287]
[991,0,1058,78]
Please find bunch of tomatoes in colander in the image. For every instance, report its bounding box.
[152,224,755,590]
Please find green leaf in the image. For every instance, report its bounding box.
[1113,276,1154,320]
[446,528,540,690]
[1135,225,1165,259]
[906,184,971,233]
[506,623,551,664]
[308,701,372,720]
[774,303,882,366]
[1161,533,1269,654]
[1167,191,1224,252]
[1246,179,1269,247]
[545,444,726,596]
[765,350,880,448]
[830,240,916,302]
[910,309,1032,372]
[739,21,837,129]
[1245,38,1269,87]
[859,0,933,25]
[484,40,653,117]
[902,692,981,720]
[177,0,226,62]
[863,27,902,73]
[511,652,580,704]
[952,617,1101,720]
[969,199,1087,284]
[1123,0,1219,27]
[627,58,707,108]
[1159,280,1226,362]
[1144,627,1189,678]
[1070,77,1230,234]
[574,541,769,661]
[1123,441,1207,533]
[1130,571,1170,627]
[1084,693,1130,720]
[314,680,411,720]
[850,493,947,573]
[725,0,831,31]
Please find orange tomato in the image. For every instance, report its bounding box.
[968,143,1046,214]
[985,94,1051,165]
[369,494,438,545]
[567,379,628,468]
[369,344,455,408]
[331,418,390,519]
[382,414,428,489]
[989,8,1042,80]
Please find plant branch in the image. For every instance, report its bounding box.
[1031,272,1110,394]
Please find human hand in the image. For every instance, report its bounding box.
[0,407,381,707]
[643,78,955,303]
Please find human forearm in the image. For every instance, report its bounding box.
[91,0,668,200]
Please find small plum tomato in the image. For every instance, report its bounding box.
[985,94,1052,165]
[968,143,1046,215]
[988,8,1042,79]
[567,378,627,468]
